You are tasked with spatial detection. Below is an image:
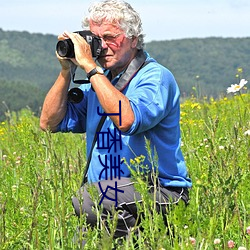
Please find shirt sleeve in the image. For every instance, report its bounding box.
[122,63,180,135]
[56,86,89,133]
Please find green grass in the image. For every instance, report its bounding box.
[0,93,249,249]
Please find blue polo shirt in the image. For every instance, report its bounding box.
[58,52,192,188]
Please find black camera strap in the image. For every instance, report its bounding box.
[81,50,150,185]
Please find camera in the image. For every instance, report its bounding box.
[56,30,102,58]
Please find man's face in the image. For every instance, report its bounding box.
[89,20,138,73]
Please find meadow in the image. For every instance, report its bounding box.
[0,89,249,249]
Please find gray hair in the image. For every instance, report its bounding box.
[82,0,145,49]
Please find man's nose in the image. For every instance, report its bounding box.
[101,38,108,49]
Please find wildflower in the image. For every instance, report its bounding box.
[244,130,250,136]
[237,67,243,73]
[191,103,201,109]
[214,238,221,244]
[12,185,17,192]
[196,180,202,185]
[135,156,141,164]
[218,145,224,150]
[42,213,48,221]
[246,226,250,235]
[130,159,135,165]
[238,247,246,250]
[228,240,235,248]
[20,207,25,214]
[227,79,248,93]
[189,237,196,246]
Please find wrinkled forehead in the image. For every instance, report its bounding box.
[89,19,123,33]
[90,16,121,26]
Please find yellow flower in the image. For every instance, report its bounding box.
[130,159,135,165]
[191,103,201,109]
[237,67,243,73]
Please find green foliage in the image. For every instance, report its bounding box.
[0,29,61,121]
[0,28,60,89]
[146,37,250,98]
[0,79,46,121]
[0,93,249,249]
[0,109,85,249]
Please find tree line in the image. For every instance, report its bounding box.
[0,28,249,120]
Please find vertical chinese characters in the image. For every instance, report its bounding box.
[96,101,124,207]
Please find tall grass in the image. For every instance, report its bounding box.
[0,93,249,249]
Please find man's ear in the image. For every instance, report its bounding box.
[131,36,139,48]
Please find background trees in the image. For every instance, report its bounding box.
[0,28,249,120]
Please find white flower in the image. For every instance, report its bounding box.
[238,247,246,250]
[214,238,221,244]
[244,130,250,136]
[227,79,248,93]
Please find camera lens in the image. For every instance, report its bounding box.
[56,39,74,58]
[68,88,84,103]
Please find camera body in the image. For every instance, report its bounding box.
[56,30,102,58]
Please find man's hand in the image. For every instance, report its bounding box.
[62,31,96,73]
[56,33,79,71]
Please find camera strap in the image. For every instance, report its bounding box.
[81,50,150,185]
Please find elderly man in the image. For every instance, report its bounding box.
[40,0,192,243]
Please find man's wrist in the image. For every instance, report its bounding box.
[87,66,104,80]
[60,68,71,79]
